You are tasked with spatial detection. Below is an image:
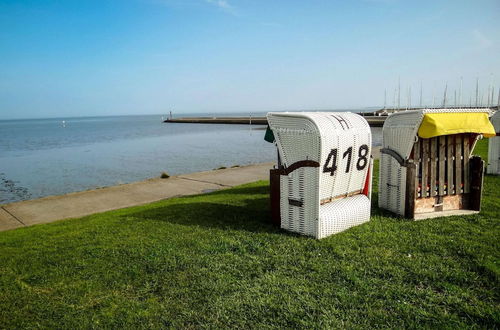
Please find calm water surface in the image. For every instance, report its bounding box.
[0,114,381,203]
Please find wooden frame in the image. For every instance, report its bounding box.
[404,133,485,219]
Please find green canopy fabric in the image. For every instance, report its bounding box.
[264,126,275,143]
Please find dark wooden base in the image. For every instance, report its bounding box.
[269,169,281,226]
[414,194,468,214]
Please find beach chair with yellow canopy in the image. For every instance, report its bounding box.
[379,108,495,220]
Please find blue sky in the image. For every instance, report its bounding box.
[1,0,499,119]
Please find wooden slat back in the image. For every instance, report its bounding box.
[438,137,446,196]
[455,135,462,194]
[430,138,437,197]
[414,139,421,198]
[411,133,473,200]
[463,136,470,193]
[421,139,429,198]
[447,136,454,195]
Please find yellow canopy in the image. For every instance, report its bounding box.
[417,112,496,139]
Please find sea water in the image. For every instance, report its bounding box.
[0,114,382,203]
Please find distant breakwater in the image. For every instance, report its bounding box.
[164,116,386,127]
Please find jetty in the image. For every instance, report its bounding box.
[165,116,268,125]
[164,115,386,127]
[163,107,497,127]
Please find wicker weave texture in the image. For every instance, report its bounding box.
[267,112,372,239]
[318,194,370,239]
[266,115,321,167]
[378,153,406,215]
[488,111,500,175]
[279,167,319,236]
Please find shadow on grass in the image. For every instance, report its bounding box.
[126,200,280,234]
[207,184,270,196]
[124,185,283,234]
[125,185,402,234]
[369,191,404,219]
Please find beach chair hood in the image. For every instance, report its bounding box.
[383,108,494,161]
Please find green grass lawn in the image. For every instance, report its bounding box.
[1,140,498,328]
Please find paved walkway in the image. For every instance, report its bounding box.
[0,147,381,232]
[0,163,273,232]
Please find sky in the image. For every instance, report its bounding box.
[1,0,500,119]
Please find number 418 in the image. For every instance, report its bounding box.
[323,144,369,176]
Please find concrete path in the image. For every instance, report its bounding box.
[0,147,381,232]
[0,163,273,232]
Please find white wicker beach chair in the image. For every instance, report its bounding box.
[487,111,500,175]
[379,108,495,220]
[267,112,372,239]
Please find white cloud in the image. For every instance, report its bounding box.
[207,0,230,9]
[146,0,237,15]
[473,29,493,49]
[206,0,236,14]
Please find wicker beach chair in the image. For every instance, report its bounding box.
[487,111,500,175]
[266,112,372,239]
[379,108,495,220]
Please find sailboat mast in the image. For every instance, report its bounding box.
[491,85,495,108]
[489,74,494,106]
[487,85,491,106]
[405,86,408,110]
[443,83,448,107]
[459,76,463,107]
[432,82,435,108]
[419,82,423,108]
[409,86,411,110]
[398,77,401,111]
[393,88,396,110]
[475,78,479,106]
